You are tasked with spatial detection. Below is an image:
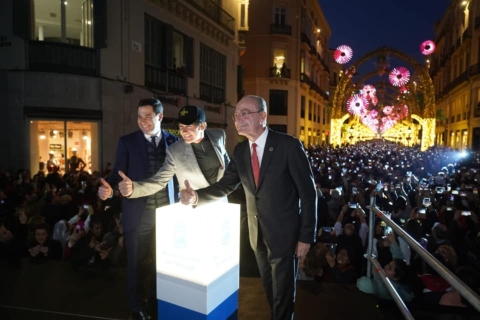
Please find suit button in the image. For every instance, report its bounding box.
[254,215,258,219]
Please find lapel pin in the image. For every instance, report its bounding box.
[269,147,273,152]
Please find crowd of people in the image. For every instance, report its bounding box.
[0,165,126,276]
[1,139,480,316]
[300,141,480,312]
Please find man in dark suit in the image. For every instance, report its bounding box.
[98,98,179,320]
[180,95,317,320]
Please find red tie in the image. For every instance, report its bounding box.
[251,143,260,186]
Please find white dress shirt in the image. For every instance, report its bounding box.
[144,131,162,147]
[249,128,268,167]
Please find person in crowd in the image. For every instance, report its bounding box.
[325,246,358,284]
[357,258,415,302]
[70,216,109,275]
[27,223,62,261]
[97,97,179,320]
[180,95,317,320]
[102,212,126,266]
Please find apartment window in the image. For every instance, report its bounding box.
[317,104,321,123]
[200,43,226,103]
[269,124,287,133]
[323,107,326,125]
[301,96,305,118]
[308,100,312,121]
[273,7,286,27]
[300,49,305,73]
[145,17,193,77]
[240,3,246,28]
[32,0,94,47]
[313,103,317,122]
[269,90,288,116]
[273,48,286,75]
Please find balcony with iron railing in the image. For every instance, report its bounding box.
[270,66,291,79]
[184,0,235,35]
[270,24,292,36]
[300,32,310,45]
[145,64,187,95]
[437,63,480,99]
[28,40,97,76]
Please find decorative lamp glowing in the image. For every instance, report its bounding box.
[389,67,411,87]
[347,94,368,115]
[420,40,436,55]
[333,45,353,64]
[361,85,376,100]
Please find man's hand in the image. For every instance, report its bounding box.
[98,178,113,200]
[118,171,133,197]
[295,241,310,260]
[180,180,197,205]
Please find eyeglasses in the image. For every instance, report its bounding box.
[232,110,263,121]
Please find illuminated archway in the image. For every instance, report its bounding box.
[331,46,435,151]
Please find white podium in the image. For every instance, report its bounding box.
[155,202,240,319]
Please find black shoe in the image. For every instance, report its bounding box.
[130,311,151,320]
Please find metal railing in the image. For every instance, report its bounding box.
[144,65,187,95]
[369,257,414,320]
[184,0,235,35]
[367,203,480,315]
[28,40,97,76]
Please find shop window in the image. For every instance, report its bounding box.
[30,120,99,175]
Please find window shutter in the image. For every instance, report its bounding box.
[185,36,194,78]
[93,0,107,48]
[12,0,31,39]
[163,24,173,69]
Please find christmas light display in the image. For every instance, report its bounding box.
[347,94,368,115]
[389,67,411,87]
[361,85,376,100]
[334,45,353,64]
[420,40,436,55]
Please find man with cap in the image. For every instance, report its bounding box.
[116,105,230,204]
[97,98,179,320]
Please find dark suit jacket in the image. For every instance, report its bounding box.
[196,129,317,258]
[107,129,179,232]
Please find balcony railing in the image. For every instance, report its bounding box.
[300,72,311,85]
[145,65,187,95]
[270,24,292,35]
[437,63,480,99]
[184,0,235,35]
[270,66,291,78]
[28,40,97,76]
[300,32,310,45]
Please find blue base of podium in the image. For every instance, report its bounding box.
[158,290,238,320]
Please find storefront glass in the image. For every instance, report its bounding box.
[29,119,99,175]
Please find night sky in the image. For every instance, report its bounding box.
[320,0,452,64]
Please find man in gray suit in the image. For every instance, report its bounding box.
[115,105,230,200]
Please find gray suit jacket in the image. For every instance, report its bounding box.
[129,129,230,199]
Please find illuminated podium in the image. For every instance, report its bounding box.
[155,202,240,320]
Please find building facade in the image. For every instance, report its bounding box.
[239,0,332,146]
[431,0,480,151]
[0,0,243,173]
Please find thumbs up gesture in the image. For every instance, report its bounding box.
[98,178,113,200]
[118,170,133,197]
[180,180,197,205]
